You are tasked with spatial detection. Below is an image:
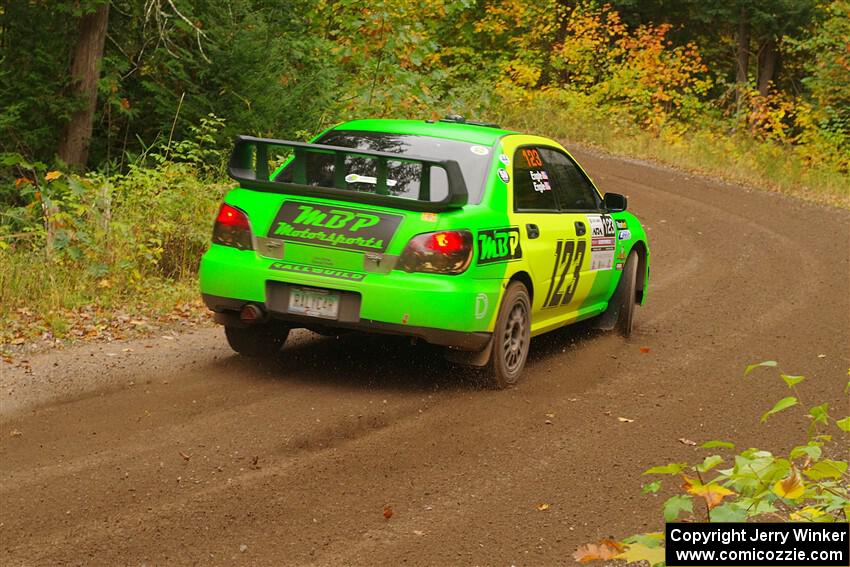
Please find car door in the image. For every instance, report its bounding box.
[510,145,585,333]
[537,146,615,311]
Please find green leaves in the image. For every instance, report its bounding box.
[781,374,805,387]
[701,440,735,450]
[804,460,848,480]
[808,403,830,425]
[643,463,687,475]
[837,417,850,432]
[696,455,724,473]
[744,360,777,376]
[663,495,693,521]
[642,481,662,494]
[761,396,797,422]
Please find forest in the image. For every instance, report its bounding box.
[0,0,848,340]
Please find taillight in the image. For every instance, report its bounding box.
[397,230,473,275]
[212,204,253,250]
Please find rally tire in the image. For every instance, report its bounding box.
[615,251,639,338]
[224,324,289,357]
[485,281,531,389]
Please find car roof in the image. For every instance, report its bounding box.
[330,118,517,146]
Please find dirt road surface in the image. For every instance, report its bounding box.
[2,149,848,566]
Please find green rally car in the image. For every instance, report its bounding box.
[199,116,650,387]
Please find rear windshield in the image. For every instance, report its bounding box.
[273,130,492,203]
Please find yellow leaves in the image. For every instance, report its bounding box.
[681,475,735,510]
[616,543,666,567]
[773,468,806,499]
[573,539,625,563]
[44,170,62,182]
[790,507,826,521]
[535,503,550,511]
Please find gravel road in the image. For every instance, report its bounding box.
[2,148,848,566]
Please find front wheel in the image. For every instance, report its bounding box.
[225,324,289,357]
[614,251,638,337]
[485,281,532,389]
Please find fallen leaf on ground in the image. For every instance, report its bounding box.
[179,451,191,461]
[639,347,651,353]
[9,429,22,437]
[536,503,550,511]
[574,539,625,563]
[618,417,634,423]
[678,438,697,446]
[383,505,393,520]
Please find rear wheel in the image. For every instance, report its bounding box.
[485,282,531,389]
[225,324,289,357]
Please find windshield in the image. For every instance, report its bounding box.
[273,130,492,203]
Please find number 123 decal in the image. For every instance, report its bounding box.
[543,239,587,308]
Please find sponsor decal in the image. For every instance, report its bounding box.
[618,248,626,260]
[544,239,587,308]
[499,153,510,165]
[470,145,490,156]
[529,170,551,193]
[616,219,628,230]
[615,262,624,270]
[344,173,398,187]
[477,227,522,264]
[587,213,616,271]
[474,293,489,320]
[498,168,510,183]
[269,201,403,253]
[420,212,438,222]
[587,213,616,238]
[618,229,632,240]
[269,261,366,281]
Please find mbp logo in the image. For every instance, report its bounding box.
[477,227,522,264]
[292,205,380,233]
[269,200,403,252]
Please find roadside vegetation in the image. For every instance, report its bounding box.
[1,1,848,345]
[576,362,850,567]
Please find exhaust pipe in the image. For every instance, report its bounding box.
[239,304,264,324]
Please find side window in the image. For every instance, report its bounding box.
[538,148,601,211]
[512,147,558,212]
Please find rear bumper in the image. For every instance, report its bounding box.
[202,293,491,350]
[199,245,501,350]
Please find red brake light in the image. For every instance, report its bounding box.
[428,231,466,254]
[212,204,253,250]
[216,204,250,228]
[398,230,473,275]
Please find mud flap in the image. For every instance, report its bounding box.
[443,336,494,367]
[592,301,619,331]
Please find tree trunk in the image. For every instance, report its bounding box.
[57,2,110,169]
[757,37,778,97]
[735,7,750,115]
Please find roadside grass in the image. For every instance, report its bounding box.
[0,248,206,348]
[496,92,850,209]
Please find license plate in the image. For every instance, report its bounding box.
[287,287,340,319]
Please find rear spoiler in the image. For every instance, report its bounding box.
[227,135,469,212]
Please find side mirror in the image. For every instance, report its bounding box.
[604,192,627,212]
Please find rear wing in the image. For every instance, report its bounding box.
[227,135,469,212]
